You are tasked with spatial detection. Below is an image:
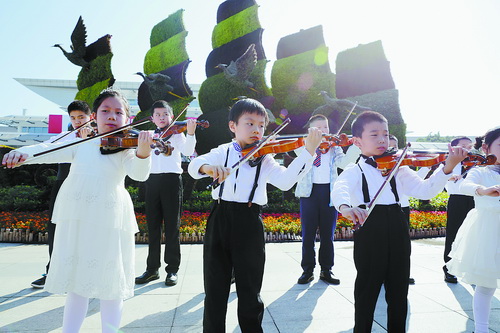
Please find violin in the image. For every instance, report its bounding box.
[100,129,175,156]
[373,149,497,175]
[240,133,352,158]
[158,120,209,140]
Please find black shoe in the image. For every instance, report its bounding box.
[320,271,340,285]
[31,274,46,289]
[165,273,178,286]
[443,265,457,283]
[297,271,314,284]
[409,277,415,285]
[135,270,159,284]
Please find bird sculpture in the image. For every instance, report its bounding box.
[53,16,90,68]
[313,91,371,116]
[216,44,258,92]
[136,72,185,101]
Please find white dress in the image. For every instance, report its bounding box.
[447,166,500,289]
[19,140,151,300]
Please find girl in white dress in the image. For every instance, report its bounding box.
[2,88,154,333]
[447,126,500,333]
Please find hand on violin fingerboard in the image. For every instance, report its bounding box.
[135,131,155,159]
[304,127,323,156]
[2,150,28,168]
[200,165,231,183]
[186,119,197,136]
[77,126,94,138]
[442,143,469,175]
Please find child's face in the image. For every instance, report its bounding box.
[229,112,266,147]
[389,139,398,149]
[69,110,91,129]
[309,119,329,134]
[353,121,389,157]
[95,96,128,134]
[455,139,473,150]
[152,108,173,128]
[484,136,500,163]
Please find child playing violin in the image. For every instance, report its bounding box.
[447,127,500,333]
[2,88,154,333]
[442,136,474,284]
[135,100,197,286]
[31,100,93,289]
[295,114,352,285]
[331,111,468,332]
[187,98,322,332]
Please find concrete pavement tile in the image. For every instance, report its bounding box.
[171,292,204,327]
[404,310,474,333]
[121,294,179,329]
[411,282,475,312]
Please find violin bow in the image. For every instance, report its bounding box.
[334,101,357,136]
[360,143,411,227]
[21,117,153,164]
[207,118,291,190]
[50,115,95,143]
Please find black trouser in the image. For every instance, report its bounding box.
[353,204,410,333]
[300,184,337,273]
[203,200,265,333]
[46,179,65,274]
[444,194,474,263]
[145,173,182,273]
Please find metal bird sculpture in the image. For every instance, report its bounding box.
[313,91,371,116]
[216,44,258,92]
[53,16,90,68]
[135,72,185,101]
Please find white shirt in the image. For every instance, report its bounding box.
[332,159,450,211]
[188,142,315,205]
[150,132,196,174]
[46,131,79,144]
[445,163,471,195]
[312,149,332,184]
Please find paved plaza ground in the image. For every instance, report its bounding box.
[1,238,499,332]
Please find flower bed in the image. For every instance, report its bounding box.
[0,210,448,243]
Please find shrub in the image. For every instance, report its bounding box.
[77,53,113,90]
[75,79,112,109]
[150,9,185,48]
[212,5,261,48]
[143,31,189,75]
[0,185,45,211]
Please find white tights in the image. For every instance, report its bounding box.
[62,292,123,333]
[473,286,496,333]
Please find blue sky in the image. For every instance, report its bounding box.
[1,0,499,136]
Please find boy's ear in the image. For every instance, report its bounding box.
[353,136,362,148]
[228,120,236,134]
[481,143,488,154]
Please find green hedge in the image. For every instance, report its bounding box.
[198,59,271,113]
[150,9,185,48]
[270,45,335,115]
[77,53,113,91]
[0,186,45,211]
[144,31,189,75]
[75,79,112,109]
[336,40,388,71]
[212,5,261,49]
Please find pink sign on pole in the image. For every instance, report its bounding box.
[48,114,63,134]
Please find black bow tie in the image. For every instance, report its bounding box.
[363,156,378,168]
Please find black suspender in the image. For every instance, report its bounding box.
[357,163,400,204]
[218,147,264,206]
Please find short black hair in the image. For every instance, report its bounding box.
[388,134,398,142]
[351,111,387,138]
[450,136,471,146]
[307,114,328,127]
[67,100,91,115]
[93,88,130,117]
[151,100,173,116]
[228,98,269,125]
